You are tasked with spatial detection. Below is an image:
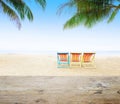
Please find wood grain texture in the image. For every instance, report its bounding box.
[0,76,120,104]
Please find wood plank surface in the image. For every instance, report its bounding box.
[0,76,120,104]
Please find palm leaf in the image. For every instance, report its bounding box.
[35,0,46,9]
[0,0,21,29]
[59,0,118,29]
[57,0,76,15]
[64,13,86,29]
[0,0,46,29]
[108,7,119,23]
[6,0,33,21]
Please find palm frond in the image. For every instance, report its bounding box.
[0,0,21,29]
[57,0,75,15]
[108,7,119,23]
[0,0,46,29]
[64,13,85,29]
[59,0,119,29]
[35,0,46,9]
[6,0,33,21]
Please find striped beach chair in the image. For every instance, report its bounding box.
[57,53,69,68]
[70,53,82,68]
[82,53,96,68]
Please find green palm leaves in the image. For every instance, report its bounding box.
[0,0,119,29]
[0,0,46,29]
[59,0,120,29]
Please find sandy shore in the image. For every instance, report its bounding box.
[0,54,120,76]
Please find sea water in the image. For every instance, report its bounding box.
[0,50,120,56]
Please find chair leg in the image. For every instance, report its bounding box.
[82,62,96,68]
[70,62,81,68]
[57,63,70,68]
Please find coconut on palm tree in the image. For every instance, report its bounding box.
[0,0,46,29]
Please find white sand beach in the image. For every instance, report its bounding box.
[0,54,120,76]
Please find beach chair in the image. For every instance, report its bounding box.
[82,53,96,68]
[70,53,82,68]
[57,53,69,68]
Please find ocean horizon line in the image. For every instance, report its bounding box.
[0,50,120,56]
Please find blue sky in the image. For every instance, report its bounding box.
[0,0,120,53]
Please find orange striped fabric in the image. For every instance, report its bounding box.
[59,54,68,62]
[71,53,81,62]
[83,53,94,62]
